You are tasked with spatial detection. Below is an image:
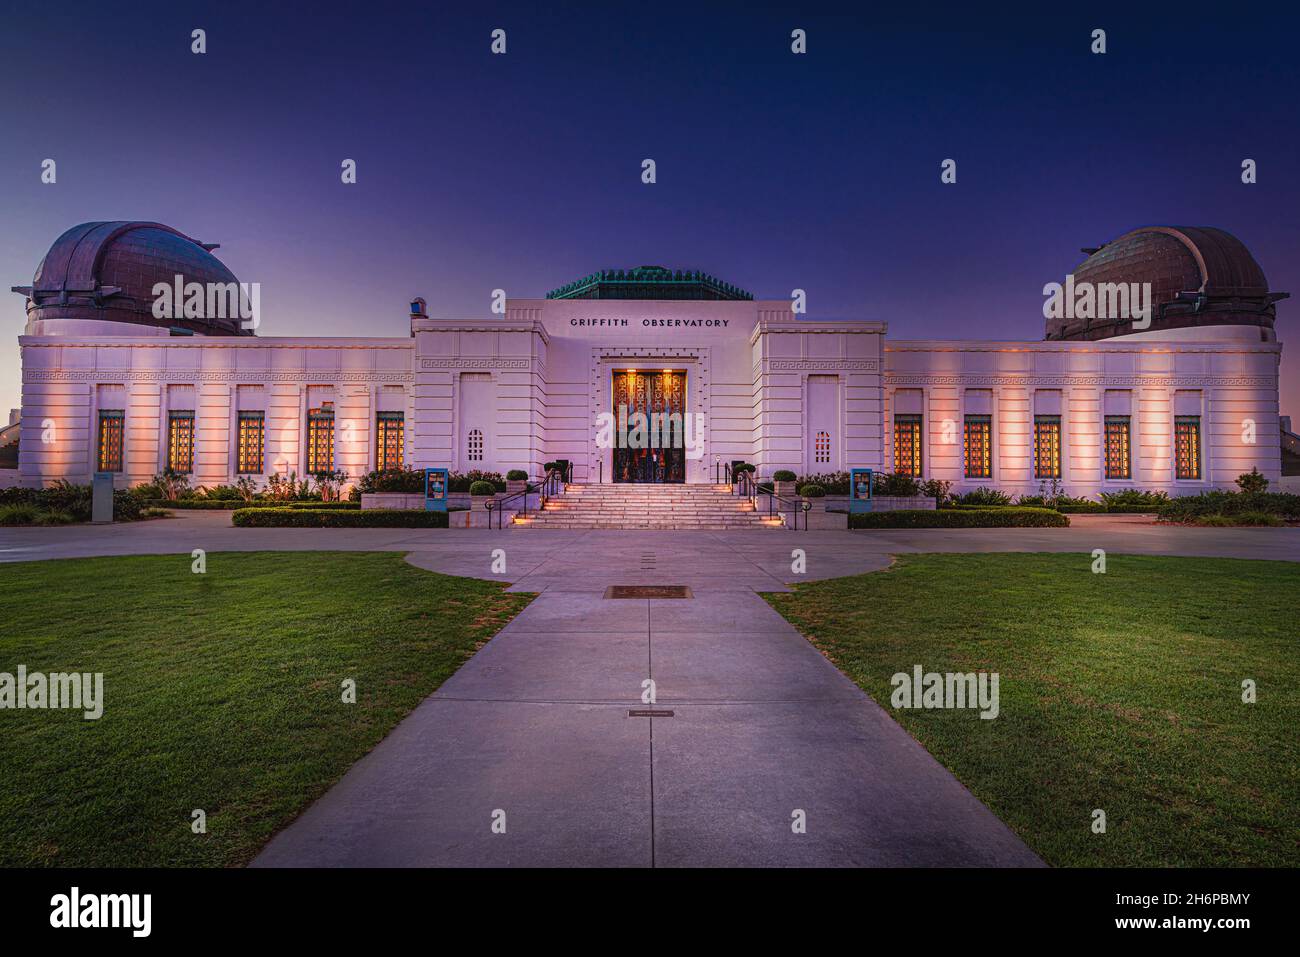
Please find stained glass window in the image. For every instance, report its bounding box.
[307,403,335,473]
[1104,416,1130,480]
[467,428,483,462]
[376,412,404,470]
[97,410,124,472]
[815,430,831,465]
[1033,415,1061,480]
[963,415,992,479]
[237,412,264,474]
[893,414,922,476]
[1175,416,1201,480]
[167,411,194,473]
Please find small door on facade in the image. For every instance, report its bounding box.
[806,375,840,473]
[611,369,686,483]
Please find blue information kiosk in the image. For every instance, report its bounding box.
[849,468,874,513]
[424,468,449,512]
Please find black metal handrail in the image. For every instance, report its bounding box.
[485,468,566,528]
[764,488,811,531]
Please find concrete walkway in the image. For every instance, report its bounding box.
[252,582,1041,867]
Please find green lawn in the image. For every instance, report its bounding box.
[765,553,1299,867]
[0,552,531,867]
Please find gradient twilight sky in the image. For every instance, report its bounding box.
[2,1,1297,420]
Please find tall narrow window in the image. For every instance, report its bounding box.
[1104,416,1131,480]
[237,412,265,474]
[1033,415,1061,479]
[307,403,335,473]
[963,415,992,479]
[376,412,404,470]
[97,410,124,472]
[893,415,922,476]
[467,428,484,462]
[1175,416,1201,480]
[167,411,195,473]
[814,430,831,465]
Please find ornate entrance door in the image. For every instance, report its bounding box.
[611,369,686,483]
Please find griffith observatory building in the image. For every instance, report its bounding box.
[7,220,1289,495]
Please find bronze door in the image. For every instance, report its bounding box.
[611,370,686,483]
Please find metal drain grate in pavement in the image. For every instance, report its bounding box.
[629,709,675,718]
[603,585,693,599]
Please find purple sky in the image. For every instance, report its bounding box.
[2,1,1296,421]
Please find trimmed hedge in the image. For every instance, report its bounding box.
[232,508,448,528]
[1158,491,1300,523]
[146,498,357,510]
[150,499,240,510]
[850,507,1070,529]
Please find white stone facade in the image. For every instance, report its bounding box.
[16,297,1282,495]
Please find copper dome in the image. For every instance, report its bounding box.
[1044,226,1288,341]
[13,221,253,335]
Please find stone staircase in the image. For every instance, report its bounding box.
[512,483,785,529]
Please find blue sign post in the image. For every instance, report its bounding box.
[849,468,874,513]
[424,468,449,512]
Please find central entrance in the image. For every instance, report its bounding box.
[612,369,686,483]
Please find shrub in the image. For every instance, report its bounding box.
[874,472,921,496]
[266,472,312,501]
[35,509,77,525]
[1195,511,1283,527]
[1158,491,1300,523]
[140,507,173,519]
[543,461,558,472]
[468,480,496,496]
[849,507,1069,529]
[797,471,849,495]
[800,484,827,498]
[1099,488,1169,510]
[145,468,191,501]
[284,501,360,510]
[772,469,797,482]
[918,478,954,504]
[312,469,349,502]
[449,470,506,493]
[0,483,144,522]
[952,486,1012,507]
[157,499,240,510]
[1236,468,1270,494]
[40,479,93,518]
[235,476,259,502]
[232,508,449,528]
[194,483,244,501]
[357,467,425,494]
[732,462,755,474]
[506,470,528,481]
[0,503,41,525]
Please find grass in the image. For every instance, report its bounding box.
[0,552,531,867]
[765,553,1300,867]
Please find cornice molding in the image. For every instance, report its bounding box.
[24,370,414,383]
[884,374,1275,388]
[769,359,880,372]
[419,357,532,370]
